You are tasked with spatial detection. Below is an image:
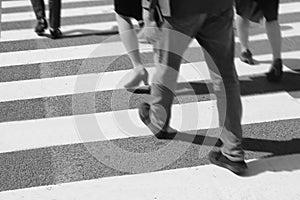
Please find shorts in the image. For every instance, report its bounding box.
[114,0,143,20]
[235,0,279,22]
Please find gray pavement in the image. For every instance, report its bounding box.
[0,0,300,196]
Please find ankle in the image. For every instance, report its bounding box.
[272,58,282,65]
[273,57,282,62]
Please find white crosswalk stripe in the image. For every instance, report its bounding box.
[2,5,115,22]
[2,1,299,22]
[2,0,101,8]
[0,51,299,102]
[0,0,300,199]
[0,91,299,154]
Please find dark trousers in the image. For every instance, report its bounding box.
[30,0,61,29]
[150,8,244,161]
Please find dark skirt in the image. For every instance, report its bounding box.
[114,0,143,20]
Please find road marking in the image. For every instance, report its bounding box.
[2,15,300,42]
[2,18,300,66]
[0,50,298,102]
[2,5,115,22]
[2,0,299,18]
[0,20,126,42]
[0,91,299,153]
[0,154,299,200]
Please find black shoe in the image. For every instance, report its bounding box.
[240,49,254,65]
[34,18,48,35]
[209,150,247,175]
[138,102,177,139]
[266,58,283,82]
[50,28,62,39]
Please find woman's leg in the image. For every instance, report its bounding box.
[116,13,143,69]
[265,20,283,82]
[116,13,148,88]
[235,15,254,64]
[236,14,250,53]
[265,20,282,60]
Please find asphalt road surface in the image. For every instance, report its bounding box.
[0,0,300,199]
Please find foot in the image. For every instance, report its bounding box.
[240,49,254,65]
[50,28,62,39]
[34,18,48,35]
[137,28,150,44]
[138,102,177,139]
[266,58,283,82]
[209,150,247,175]
[124,68,149,89]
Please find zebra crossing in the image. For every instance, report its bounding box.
[0,0,300,199]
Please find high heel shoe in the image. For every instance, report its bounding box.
[124,68,149,89]
[266,58,283,82]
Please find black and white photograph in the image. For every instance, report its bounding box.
[0,0,300,199]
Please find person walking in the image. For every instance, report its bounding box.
[235,0,283,82]
[139,0,247,175]
[30,0,62,39]
[114,0,149,89]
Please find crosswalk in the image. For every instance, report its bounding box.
[1,0,300,199]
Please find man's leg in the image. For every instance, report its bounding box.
[196,8,244,162]
[49,0,61,29]
[30,0,47,34]
[139,15,203,136]
[30,0,46,19]
[149,19,193,132]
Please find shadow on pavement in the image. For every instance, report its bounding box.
[245,153,300,176]
[164,132,300,156]
[160,131,300,176]
[133,58,300,95]
[175,59,300,98]
[37,28,119,39]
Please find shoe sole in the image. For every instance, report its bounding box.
[209,153,246,175]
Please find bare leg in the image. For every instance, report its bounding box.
[116,13,148,88]
[116,14,143,69]
[265,20,283,82]
[265,20,282,60]
[235,15,250,53]
[235,15,254,64]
